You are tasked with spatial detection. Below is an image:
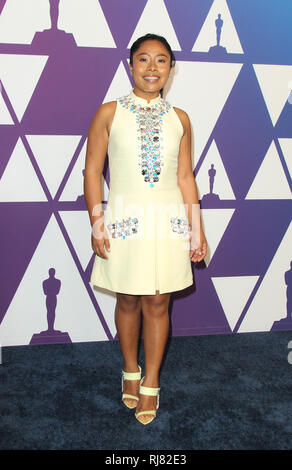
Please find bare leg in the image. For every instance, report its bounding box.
[135,290,171,421]
[115,292,142,407]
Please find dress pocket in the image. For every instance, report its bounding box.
[170,216,190,238]
[107,216,139,239]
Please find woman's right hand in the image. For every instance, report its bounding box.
[91,221,111,259]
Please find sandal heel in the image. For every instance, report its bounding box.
[135,377,160,425]
[121,365,142,409]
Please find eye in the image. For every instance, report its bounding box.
[139,57,147,62]
[158,59,166,63]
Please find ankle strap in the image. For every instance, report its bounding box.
[122,365,141,381]
[139,377,160,396]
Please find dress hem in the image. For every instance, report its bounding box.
[90,278,194,296]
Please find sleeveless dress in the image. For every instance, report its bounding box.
[90,89,194,295]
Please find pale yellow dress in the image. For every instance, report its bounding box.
[90,89,194,295]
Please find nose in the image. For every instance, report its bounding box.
[147,58,157,71]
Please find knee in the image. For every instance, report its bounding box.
[116,293,141,312]
[141,297,170,319]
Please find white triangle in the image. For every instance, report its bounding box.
[58,0,116,48]
[103,61,132,103]
[278,138,292,181]
[245,141,292,200]
[211,276,259,331]
[192,0,243,53]
[59,211,117,337]
[59,210,94,272]
[26,135,82,198]
[127,0,181,51]
[164,61,242,163]
[0,91,13,124]
[196,140,235,200]
[0,0,50,44]
[0,54,49,121]
[0,214,108,346]
[0,138,47,202]
[90,286,117,338]
[59,139,109,202]
[253,64,292,126]
[238,222,292,333]
[200,208,235,266]
[59,140,86,202]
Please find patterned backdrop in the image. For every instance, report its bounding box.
[0,0,291,347]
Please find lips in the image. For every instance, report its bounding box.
[143,76,159,81]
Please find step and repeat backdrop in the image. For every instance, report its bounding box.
[0,0,291,347]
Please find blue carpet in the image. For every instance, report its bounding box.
[1,330,292,450]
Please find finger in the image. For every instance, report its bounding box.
[199,243,207,259]
[104,238,111,252]
[196,248,207,261]
[92,247,100,257]
[190,253,199,262]
[93,243,108,259]
[99,246,108,259]
[191,255,200,261]
[190,250,199,261]
[190,248,203,262]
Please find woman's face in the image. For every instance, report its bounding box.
[130,40,172,96]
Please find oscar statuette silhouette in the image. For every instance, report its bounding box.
[30,268,71,344]
[201,164,220,206]
[209,13,227,57]
[271,261,292,331]
[32,0,76,50]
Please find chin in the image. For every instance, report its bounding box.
[143,84,162,92]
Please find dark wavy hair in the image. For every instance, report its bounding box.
[129,33,176,97]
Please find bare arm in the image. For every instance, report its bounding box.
[84,101,116,258]
[174,107,207,262]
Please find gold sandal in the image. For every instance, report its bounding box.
[135,377,160,425]
[121,365,142,409]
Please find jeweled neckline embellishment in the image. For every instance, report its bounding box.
[119,91,169,112]
[130,90,162,107]
[119,92,171,188]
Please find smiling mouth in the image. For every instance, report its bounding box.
[143,76,160,81]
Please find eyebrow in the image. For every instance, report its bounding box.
[136,52,169,58]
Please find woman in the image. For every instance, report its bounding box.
[84,33,207,425]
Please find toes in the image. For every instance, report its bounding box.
[123,398,137,407]
[140,414,152,420]
[137,414,154,424]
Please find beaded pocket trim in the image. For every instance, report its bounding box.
[170,216,190,237]
[107,217,139,239]
[119,93,171,188]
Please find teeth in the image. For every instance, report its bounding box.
[144,77,159,79]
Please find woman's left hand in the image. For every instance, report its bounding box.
[189,228,207,263]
